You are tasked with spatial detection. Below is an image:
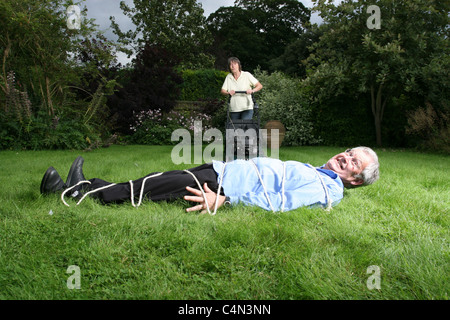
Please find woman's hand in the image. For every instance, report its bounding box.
[221,89,235,96]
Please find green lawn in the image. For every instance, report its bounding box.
[0,145,448,299]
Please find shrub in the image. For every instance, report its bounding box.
[0,109,100,150]
[179,69,228,101]
[305,95,376,147]
[406,102,450,153]
[129,108,213,145]
[254,69,321,146]
[0,71,113,150]
[107,45,183,135]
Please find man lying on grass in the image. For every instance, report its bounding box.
[40,147,379,214]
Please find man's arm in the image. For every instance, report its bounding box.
[184,183,226,214]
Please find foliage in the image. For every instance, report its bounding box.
[254,69,321,146]
[304,0,450,147]
[179,69,228,101]
[306,95,376,147]
[107,44,183,135]
[269,25,323,77]
[0,0,96,115]
[0,69,108,150]
[0,0,120,150]
[2,0,448,152]
[207,0,311,71]
[128,108,213,145]
[406,102,450,153]
[111,0,214,68]
[3,71,33,124]
[0,108,100,150]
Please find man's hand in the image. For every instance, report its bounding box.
[184,183,226,214]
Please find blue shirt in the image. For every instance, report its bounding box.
[212,157,344,212]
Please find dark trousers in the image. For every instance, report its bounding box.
[86,163,221,204]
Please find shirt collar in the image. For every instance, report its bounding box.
[318,165,339,179]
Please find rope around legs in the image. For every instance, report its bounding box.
[129,172,163,208]
[61,169,229,214]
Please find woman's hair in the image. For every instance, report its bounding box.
[228,57,242,72]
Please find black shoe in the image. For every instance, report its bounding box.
[65,156,86,189]
[40,167,65,194]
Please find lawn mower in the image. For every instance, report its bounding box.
[225,91,264,161]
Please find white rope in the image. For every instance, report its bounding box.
[61,180,91,207]
[60,164,230,214]
[62,172,165,208]
[250,159,276,213]
[307,164,332,212]
[183,170,211,214]
[61,180,118,207]
[77,183,117,206]
[281,162,287,212]
[129,172,163,208]
[183,163,227,216]
[213,163,227,215]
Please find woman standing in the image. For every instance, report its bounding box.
[221,57,263,120]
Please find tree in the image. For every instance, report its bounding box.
[304,0,449,146]
[269,25,322,77]
[0,0,120,150]
[207,0,310,71]
[0,0,113,115]
[107,44,183,135]
[72,34,122,137]
[207,6,265,70]
[111,0,214,68]
[0,0,95,115]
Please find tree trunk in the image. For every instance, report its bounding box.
[45,76,54,116]
[1,36,11,97]
[371,84,387,147]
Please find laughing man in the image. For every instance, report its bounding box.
[40,147,379,214]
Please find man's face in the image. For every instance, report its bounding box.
[324,149,373,187]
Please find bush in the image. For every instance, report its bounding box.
[254,69,321,146]
[406,102,450,153]
[179,69,228,101]
[107,45,183,135]
[0,71,114,150]
[0,110,100,150]
[306,95,376,147]
[128,108,213,145]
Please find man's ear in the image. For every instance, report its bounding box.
[350,178,364,187]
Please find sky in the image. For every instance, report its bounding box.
[79,0,322,65]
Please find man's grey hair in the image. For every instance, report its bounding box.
[348,146,380,186]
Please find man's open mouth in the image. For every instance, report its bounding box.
[336,158,344,170]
